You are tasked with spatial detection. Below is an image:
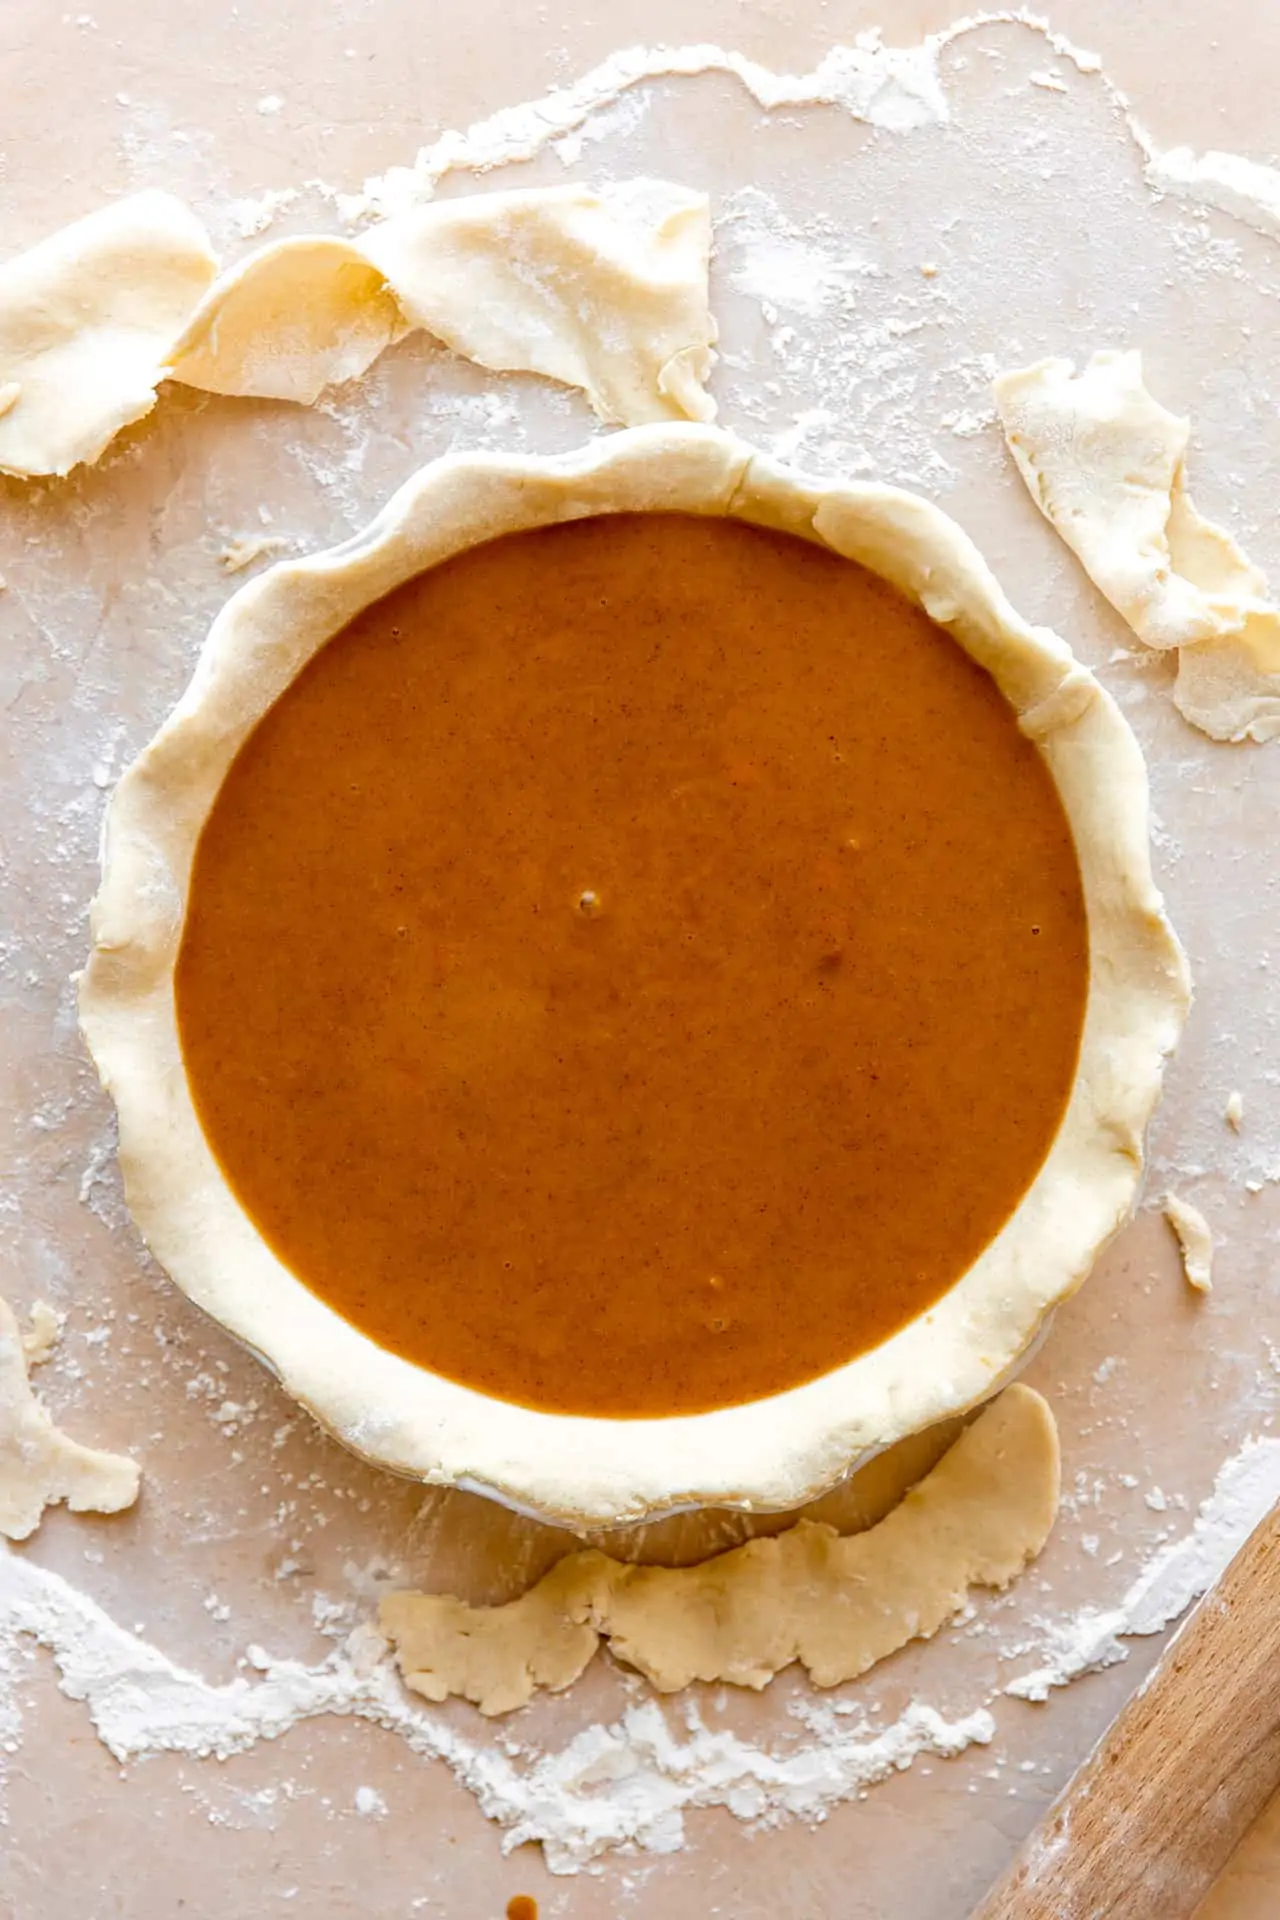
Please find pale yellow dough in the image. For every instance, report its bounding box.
[0,182,716,477]
[358,180,716,426]
[0,1293,139,1541]
[0,190,218,477]
[993,348,1280,742]
[220,534,290,574]
[21,1299,64,1366]
[1164,1192,1214,1294]
[79,424,1188,1525]
[167,237,408,405]
[379,1383,1059,1716]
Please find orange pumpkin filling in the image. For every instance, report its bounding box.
[176,513,1088,1418]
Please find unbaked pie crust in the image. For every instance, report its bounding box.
[79,424,1190,1528]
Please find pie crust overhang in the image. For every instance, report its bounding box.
[79,424,1190,1529]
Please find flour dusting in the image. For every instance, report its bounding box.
[286,9,1280,281]
[720,187,877,319]
[0,1545,991,1871]
[5,4,1280,1897]
[1007,1437,1280,1701]
[331,34,950,223]
[1143,145,1280,245]
[1,1435,1274,1869]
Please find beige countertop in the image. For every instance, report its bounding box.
[2,3,1278,1915]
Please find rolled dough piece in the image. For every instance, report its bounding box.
[0,1293,139,1541]
[21,1299,64,1365]
[220,533,290,573]
[359,181,717,426]
[167,237,409,405]
[993,349,1280,742]
[0,191,218,479]
[379,1382,1059,1715]
[1164,1192,1214,1294]
[0,182,716,477]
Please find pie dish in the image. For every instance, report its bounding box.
[79,424,1190,1527]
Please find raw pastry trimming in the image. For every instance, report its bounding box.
[0,1292,139,1541]
[993,348,1280,742]
[0,181,716,478]
[381,1383,1059,1714]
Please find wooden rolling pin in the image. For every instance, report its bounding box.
[971,1502,1280,1920]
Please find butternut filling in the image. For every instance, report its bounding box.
[175,513,1088,1419]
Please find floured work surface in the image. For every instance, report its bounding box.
[2,5,1279,1917]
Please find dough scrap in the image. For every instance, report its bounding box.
[993,349,1280,742]
[1225,1090,1245,1132]
[0,182,716,477]
[0,1293,140,1541]
[360,181,717,427]
[220,533,290,574]
[21,1299,64,1366]
[167,237,408,405]
[379,1383,1059,1715]
[1164,1192,1214,1294]
[0,190,218,478]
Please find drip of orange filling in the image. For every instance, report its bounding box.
[175,513,1088,1419]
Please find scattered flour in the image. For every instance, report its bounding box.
[6,2,1280,1884]
[0,1436,1274,1869]
[1006,1437,1280,1700]
[1143,145,1280,246]
[77,1123,128,1232]
[0,1546,992,1872]
[228,188,301,240]
[711,184,975,489]
[172,4,1280,529]
[719,187,876,319]
[205,7,1269,272]
[329,34,951,221]
[276,9,1280,321]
